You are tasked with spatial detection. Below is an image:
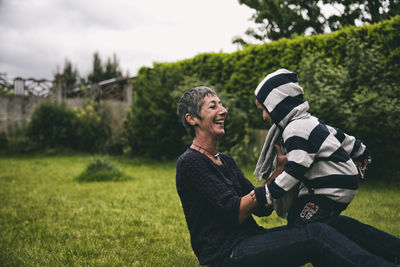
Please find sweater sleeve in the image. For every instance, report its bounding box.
[176,153,242,224]
[226,156,273,217]
[227,156,254,194]
[327,126,368,160]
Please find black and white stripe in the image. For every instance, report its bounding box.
[255,69,309,129]
[255,69,366,205]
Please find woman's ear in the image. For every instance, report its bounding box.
[185,113,197,126]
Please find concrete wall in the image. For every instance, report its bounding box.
[0,95,50,133]
[102,100,130,136]
[63,98,130,135]
[0,95,130,135]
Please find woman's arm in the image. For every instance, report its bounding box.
[238,193,261,224]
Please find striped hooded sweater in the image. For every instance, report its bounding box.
[254,69,367,208]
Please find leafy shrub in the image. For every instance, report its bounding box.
[27,101,112,152]
[73,101,111,152]
[26,102,77,148]
[125,64,186,158]
[299,53,351,128]
[299,37,400,170]
[0,132,7,150]
[0,126,37,154]
[75,157,130,182]
[102,134,127,155]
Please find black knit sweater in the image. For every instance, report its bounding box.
[176,148,272,265]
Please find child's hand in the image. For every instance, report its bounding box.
[275,144,287,171]
[354,157,371,179]
[263,144,287,185]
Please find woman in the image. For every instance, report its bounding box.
[175,86,396,266]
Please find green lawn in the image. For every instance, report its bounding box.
[0,154,399,266]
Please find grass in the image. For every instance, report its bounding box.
[0,154,399,266]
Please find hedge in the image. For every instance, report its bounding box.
[125,16,400,172]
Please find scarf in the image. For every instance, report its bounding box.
[254,124,300,219]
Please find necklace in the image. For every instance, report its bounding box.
[192,143,220,159]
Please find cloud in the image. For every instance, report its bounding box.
[0,0,255,80]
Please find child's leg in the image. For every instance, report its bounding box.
[287,195,344,227]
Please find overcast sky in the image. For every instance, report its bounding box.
[0,0,259,80]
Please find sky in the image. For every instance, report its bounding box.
[0,0,259,81]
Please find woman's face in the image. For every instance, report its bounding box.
[196,94,227,138]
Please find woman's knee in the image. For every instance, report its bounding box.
[306,222,338,240]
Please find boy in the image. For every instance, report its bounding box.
[252,69,370,227]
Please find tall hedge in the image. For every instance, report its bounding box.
[125,16,400,171]
[125,64,186,158]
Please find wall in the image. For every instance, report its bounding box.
[0,95,130,135]
[1,77,133,135]
[0,95,49,133]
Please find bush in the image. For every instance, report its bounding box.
[299,37,400,170]
[75,156,130,182]
[26,102,77,148]
[26,101,112,153]
[125,64,186,158]
[102,135,126,155]
[73,101,111,152]
[0,132,7,150]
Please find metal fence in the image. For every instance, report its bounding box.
[0,75,134,102]
[0,76,54,97]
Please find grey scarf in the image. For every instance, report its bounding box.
[254,124,299,219]
[254,124,281,182]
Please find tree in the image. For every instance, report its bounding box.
[87,52,104,83]
[87,52,123,83]
[104,54,123,80]
[53,58,80,97]
[234,0,400,43]
[62,59,79,95]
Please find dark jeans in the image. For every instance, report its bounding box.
[212,222,396,267]
[287,195,344,227]
[286,195,400,264]
[330,215,400,264]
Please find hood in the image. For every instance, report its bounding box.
[255,69,310,129]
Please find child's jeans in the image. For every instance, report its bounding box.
[287,195,345,227]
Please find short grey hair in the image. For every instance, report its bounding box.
[177,86,216,137]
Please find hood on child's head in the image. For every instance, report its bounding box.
[254,69,310,129]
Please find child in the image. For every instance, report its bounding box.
[252,69,370,227]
